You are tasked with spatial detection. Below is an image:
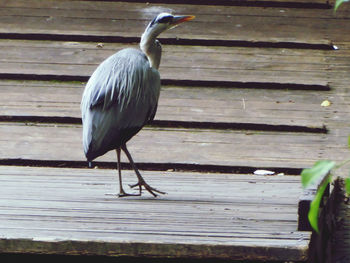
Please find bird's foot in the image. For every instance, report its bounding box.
[118,192,141,198]
[117,189,141,198]
[129,179,166,197]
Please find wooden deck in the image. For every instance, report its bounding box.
[0,166,310,261]
[1,0,350,262]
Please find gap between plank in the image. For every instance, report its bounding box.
[0,74,331,91]
[0,116,328,134]
[0,33,335,50]
[162,80,331,91]
[0,158,303,175]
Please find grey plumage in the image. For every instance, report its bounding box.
[81,48,160,161]
[81,13,195,197]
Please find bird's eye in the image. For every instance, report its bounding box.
[158,16,173,24]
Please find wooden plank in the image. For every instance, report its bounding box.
[0,39,330,85]
[0,166,310,261]
[0,0,339,45]
[315,43,350,177]
[0,122,344,169]
[0,80,329,128]
[2,0,350,45]
[1,0,331,9]
[326,44,350,85]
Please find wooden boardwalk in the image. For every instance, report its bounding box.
[1,0,350,261]
[0,166,310,261]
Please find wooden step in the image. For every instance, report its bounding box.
[0,39,331,85]
[0,80,330,129]
[0,166,310,261]
[0,0,343,44]
[0,122,340,169]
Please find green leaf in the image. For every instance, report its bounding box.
[308,177,331,233]
[345,177,350,195]
[301,160,335,188]
[335,0,349,12]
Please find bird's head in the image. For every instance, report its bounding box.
[140,13,194,69]
[143,13,195,40]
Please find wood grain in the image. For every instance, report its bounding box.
[0,80,330,128]
[0,166,310,261]
[2,0,350,260]
[0,39,330,85]
[0,0,341,44]
[0,122,345,169]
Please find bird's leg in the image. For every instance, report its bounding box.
[121,144,166,197]
[116,148,126,196]
[116,148,140,197]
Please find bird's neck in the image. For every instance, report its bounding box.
[140,32,162,70]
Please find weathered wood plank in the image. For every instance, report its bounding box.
[307,43,350,178]
[326,44,350,86]
[0,166,310,261]
[0,80,329,128]
[1,0,331,9]
[0,0,339,44]
[0,122,344,169]
[0,39,330,85]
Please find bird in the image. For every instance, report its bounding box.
[81,13,195,197]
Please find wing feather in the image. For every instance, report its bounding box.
[81,48,161,161]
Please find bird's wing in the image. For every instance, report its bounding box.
[148,102,158,122]
[82,55,124,111]
[81,48,160,160]
[82,49,160,113]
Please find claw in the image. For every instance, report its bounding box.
[120,145,166,197]
[118,192,141,198]
[129,180,166,197]
[117,188,141,198]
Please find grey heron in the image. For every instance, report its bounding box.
[81,13,195,197]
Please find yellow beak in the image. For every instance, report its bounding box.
[170,15,195,28]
